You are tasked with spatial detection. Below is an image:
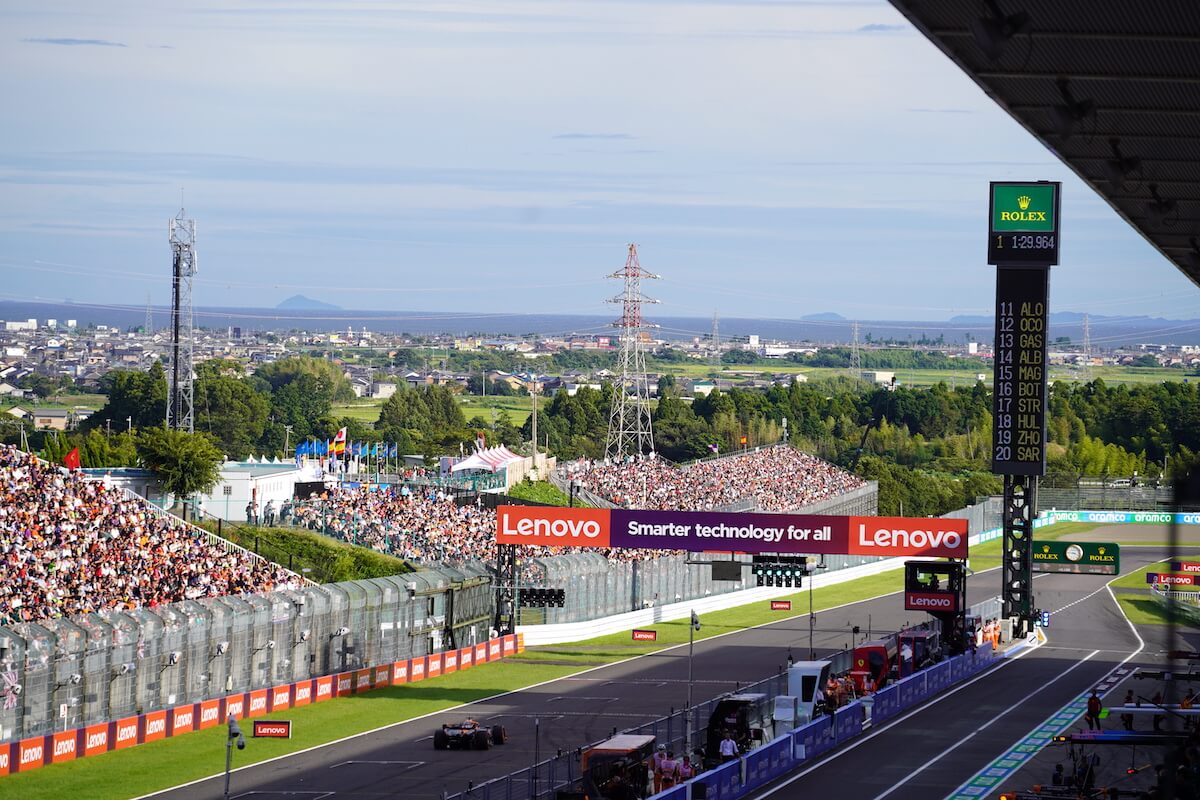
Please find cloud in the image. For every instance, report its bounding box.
[857,23,905,33]
[553,133,635,140]
[22,37,127,48]
[907,107,975,114]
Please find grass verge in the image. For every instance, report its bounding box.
[506,480,587,507]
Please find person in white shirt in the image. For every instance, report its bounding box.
[719,731,739,763]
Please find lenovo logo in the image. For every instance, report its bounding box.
[86,731,107,750]
[495,506,611,547]
[273,689,290,705]
[337,677,352,693]
[20,745,43,765]
[173,710,194,729]
[295,685,311,702]
[226,699,245,718]
[850,517,966,557]
[249,696,267,713]
[53,739,75,757]
[116,723,138,743]
[146,718,166,735]
[201,706,220,724]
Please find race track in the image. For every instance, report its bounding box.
[145,527,1198,800]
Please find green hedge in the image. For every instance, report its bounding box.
[197,520,411,582]
[506,479,588,506]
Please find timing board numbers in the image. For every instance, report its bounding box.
[992,267,1048,476]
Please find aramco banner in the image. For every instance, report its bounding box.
[495,506,968,559]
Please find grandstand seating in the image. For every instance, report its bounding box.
[0,444,301,626]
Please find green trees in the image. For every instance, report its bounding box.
[194,366,270,459]
[135,428,224,513]
[89,362,168,430]
[377,384,471,456]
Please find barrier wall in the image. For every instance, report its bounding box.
[679,644,1007,800]
[0,633,525,777]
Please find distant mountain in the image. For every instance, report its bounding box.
[276,295,340,310]
[801,312,845,321]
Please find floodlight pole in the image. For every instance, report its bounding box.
[224,714,244,800]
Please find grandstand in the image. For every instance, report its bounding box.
[559,444,876,516]
[0,444,302,627]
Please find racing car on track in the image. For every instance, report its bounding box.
[432,718,508,750]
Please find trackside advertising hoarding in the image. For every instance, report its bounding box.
[495,507,968,559]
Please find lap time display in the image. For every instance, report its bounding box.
[988,182,1060,266]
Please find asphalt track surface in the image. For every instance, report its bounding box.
[745,542,1200,800]
[149,533,1197,800]
[148,571,1006,800]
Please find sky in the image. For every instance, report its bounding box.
[1,0,1198,323]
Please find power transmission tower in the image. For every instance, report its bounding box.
[1081,313,1092,380]
[849,321,862,378]
[710,311,720,367]
[605,244,660,461]
[144,293,153,335]
[167,207,197,433]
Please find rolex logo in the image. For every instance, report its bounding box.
[1098,547,1105,554]
[1017,195,1031,210]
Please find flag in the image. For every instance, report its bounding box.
[709,443,719,453]
[389,443,398,458]
[63,447,81,470]
[294,442,305,458]
[317,440,327,456]
[333,427,347,455]
[2,671,20,710]
[739,436,748,445]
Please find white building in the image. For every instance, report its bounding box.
[197,461,317,522]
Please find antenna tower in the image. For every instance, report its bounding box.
[605,244,660,461]
[167,208,197,433]
[849,321,862,377]
[1081,313,1092,380]
[144,293,153,335]
[710,311,720,366]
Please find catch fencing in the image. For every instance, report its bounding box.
[0,562,493,744]
[1037,475,1173,512]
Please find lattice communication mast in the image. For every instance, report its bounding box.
[605,244,660,461]
[167,208,197,433]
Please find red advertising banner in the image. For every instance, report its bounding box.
[17,736,45,771]
[392,660,410,684]
[247,689,270,718]
[0,743,10,777]
[1170,560,1200,573]
[495,507,967,558]
[502,635,517,655]
[83,723,110,757]
[488,640,501,660]
[143,710,168,743]
[904,591,959,612]
[410,657,426,682]
[252,720,292,739]
[170,705,196,736]
[335,672,353,697]
[271,685,292,711]
[632,629,657,641]
[374,665,391,686]
[475,643,488,663]
[443,650,458,674]
[1146,572,1199,586]
[314,676,334,703]
[113,715,140,750]
[770,600,792,611]
[198,699,222,729]
[50,730,77,764]
[353,668,372,694]
[293,681,313,707]
[459,647,473,669]
[224,694,246,723]
[426,652,443,679]
[516,633,526,653]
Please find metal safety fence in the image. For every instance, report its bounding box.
[0,562,493,744]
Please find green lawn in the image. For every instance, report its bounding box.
[506,480,583,506]
[459,395,533,427]
[1113,594,1189,626]
[331,400,384,423]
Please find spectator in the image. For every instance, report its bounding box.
[568,445,865,513]
[0,445,301,626]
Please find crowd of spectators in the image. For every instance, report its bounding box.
[286,485,673,573]
[0,444,302,627]
[567,445,865,512]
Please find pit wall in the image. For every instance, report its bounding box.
[0,633,525,778]
[654,641,1014,800]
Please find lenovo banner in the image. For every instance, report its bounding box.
[770,600,792,611]
[632,629,657,641]
[1171,561,1200,573]
[496,507,967,559]
[904,591,959,612]
[252,720,292,739]
[1146,572,1199,587]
